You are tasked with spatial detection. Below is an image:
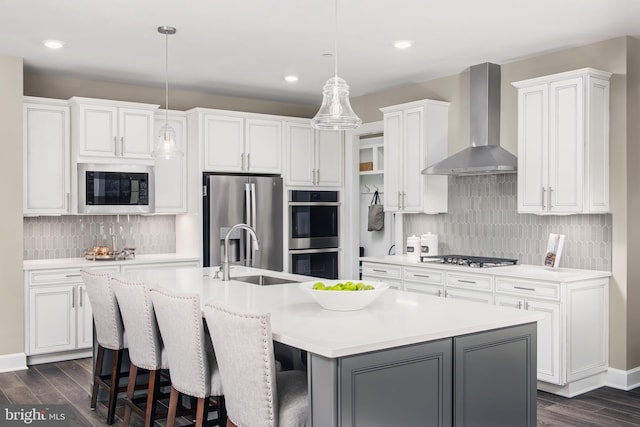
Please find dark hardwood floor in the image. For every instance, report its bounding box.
[2,358,640,426]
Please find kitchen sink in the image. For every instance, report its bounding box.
[231,275,300,286]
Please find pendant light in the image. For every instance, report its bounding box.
[153,25,182,159]
[310,0,361,131]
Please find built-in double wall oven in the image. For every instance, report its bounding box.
[288,190,339,279]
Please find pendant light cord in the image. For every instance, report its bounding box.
[164,30,170,126]
[334,0,338,78]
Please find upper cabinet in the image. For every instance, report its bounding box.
[285,121,343,187]
[198,111,282,174]
[512,68,611,214]
[154,111,188,213]
[380,99,449,213]
[69,97,159,161]
[23,97,71,215]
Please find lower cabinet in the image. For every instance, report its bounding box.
[310,323,537,427]
[26,266,118,361]
[25,259,200,364]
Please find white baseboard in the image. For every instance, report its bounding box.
[0,352,27,373]
[606,366,640,391]
[538,373,606,397]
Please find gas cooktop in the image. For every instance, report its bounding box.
[420,255,518,268]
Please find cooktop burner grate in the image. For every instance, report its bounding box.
[420,255,518,268]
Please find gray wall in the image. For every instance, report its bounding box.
[0,56,24,356]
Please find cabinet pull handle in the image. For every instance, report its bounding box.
[372,269,388,273]
[247,153,251,171]
[517,301,523,309]
[79,287,83,307]
[525,302,530,310]
[541,187,546,210]
[548,187,553,209]
[71,287,75,308]
[437,289,442,297]
[444,290,448,298]
[458,279,476,284]
[514,286,536,292]
[241,153,245,171]
[120,137,124,156]
[66,192,70,211]
[65,274,81,278]
[316,169,320,185]
[113,136,117,155]
[397,192,401,209]
[414,274,431,278]
[401,192,406,209]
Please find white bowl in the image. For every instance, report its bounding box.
[299,280,389,311]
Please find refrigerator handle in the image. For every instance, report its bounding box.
[245,183,252,265]
[250,182,257,266]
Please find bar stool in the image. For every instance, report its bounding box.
[150,288,226,427]
[111,275,171,427]
[80,269,127,425]
[203,303,309,427]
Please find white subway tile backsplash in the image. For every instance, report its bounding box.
[23,215,176,260]
[405,174,611,271]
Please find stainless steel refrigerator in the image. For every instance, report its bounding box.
[203,173,283,270]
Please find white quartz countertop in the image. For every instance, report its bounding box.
[361,255,611,282]
[23,253,200,270]
[122,266,543,359]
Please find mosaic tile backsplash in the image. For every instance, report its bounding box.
[23,215,176,259]
[404,174,612,271]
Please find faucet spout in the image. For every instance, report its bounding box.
[222,223,259,281]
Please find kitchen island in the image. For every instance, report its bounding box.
[121,266,543,427]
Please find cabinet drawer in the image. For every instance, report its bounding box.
[361,275,402,291]
[404,267,444,285]
[405,281,444,297]
[446,272,493,292]
[28,266,118,285]
[361,263,402,280]
[495,277,560,301]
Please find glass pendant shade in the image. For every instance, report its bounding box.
[153,123,181,159]
[311,76,361,130]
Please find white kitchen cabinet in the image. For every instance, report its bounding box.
[285,121,343,187]
[201,112,282,174]
[380,99,449,213]
[26,266,118,361]
[154,111,187,213]
[70,97,159,160]
[23,97,71,215]
[403,267,444,297]
[512,68,611,214]
[495,294,561,384]
[361,262,403,290]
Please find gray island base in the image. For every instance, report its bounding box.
[309,322,537,427]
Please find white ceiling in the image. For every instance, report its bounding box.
[2,0,640,105]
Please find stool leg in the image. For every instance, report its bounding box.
[166,386,179,427]
[106,349,124,425]
[90,345,105,410]
[195,397,206,427]
[144,369,160,427]
[123,363,137,427]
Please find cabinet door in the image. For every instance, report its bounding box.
[285,122,315,186]
[203,114,244,171]
[404,281,443,297]
[446,288,493,304]
[29,286,76,354]
[517,84,548,214]
[77,285,94,349]
[78,104,118,157]
[495,294,561,385]
[245,118,282,174]
[548,77,584,213]
[119,108,154,159]
[23,103,70,214]
[316,130,343,187]
[402,107,424,212]
[383,111,402,211]
[154,114,187,213]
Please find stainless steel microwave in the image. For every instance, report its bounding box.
[78,163,155,214]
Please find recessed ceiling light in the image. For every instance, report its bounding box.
[394,40,413,50]
[285,75,299,83]
[43,40,65,49]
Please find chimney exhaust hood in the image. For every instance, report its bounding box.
[422,62,517,176]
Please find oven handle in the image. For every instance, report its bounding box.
[288,201,341,207]
[288,248,340,254]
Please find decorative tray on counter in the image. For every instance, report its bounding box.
[85,247,136,261]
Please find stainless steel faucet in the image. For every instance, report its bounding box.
[222,223,260,281]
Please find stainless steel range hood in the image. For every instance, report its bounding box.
[423,62,517,176]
